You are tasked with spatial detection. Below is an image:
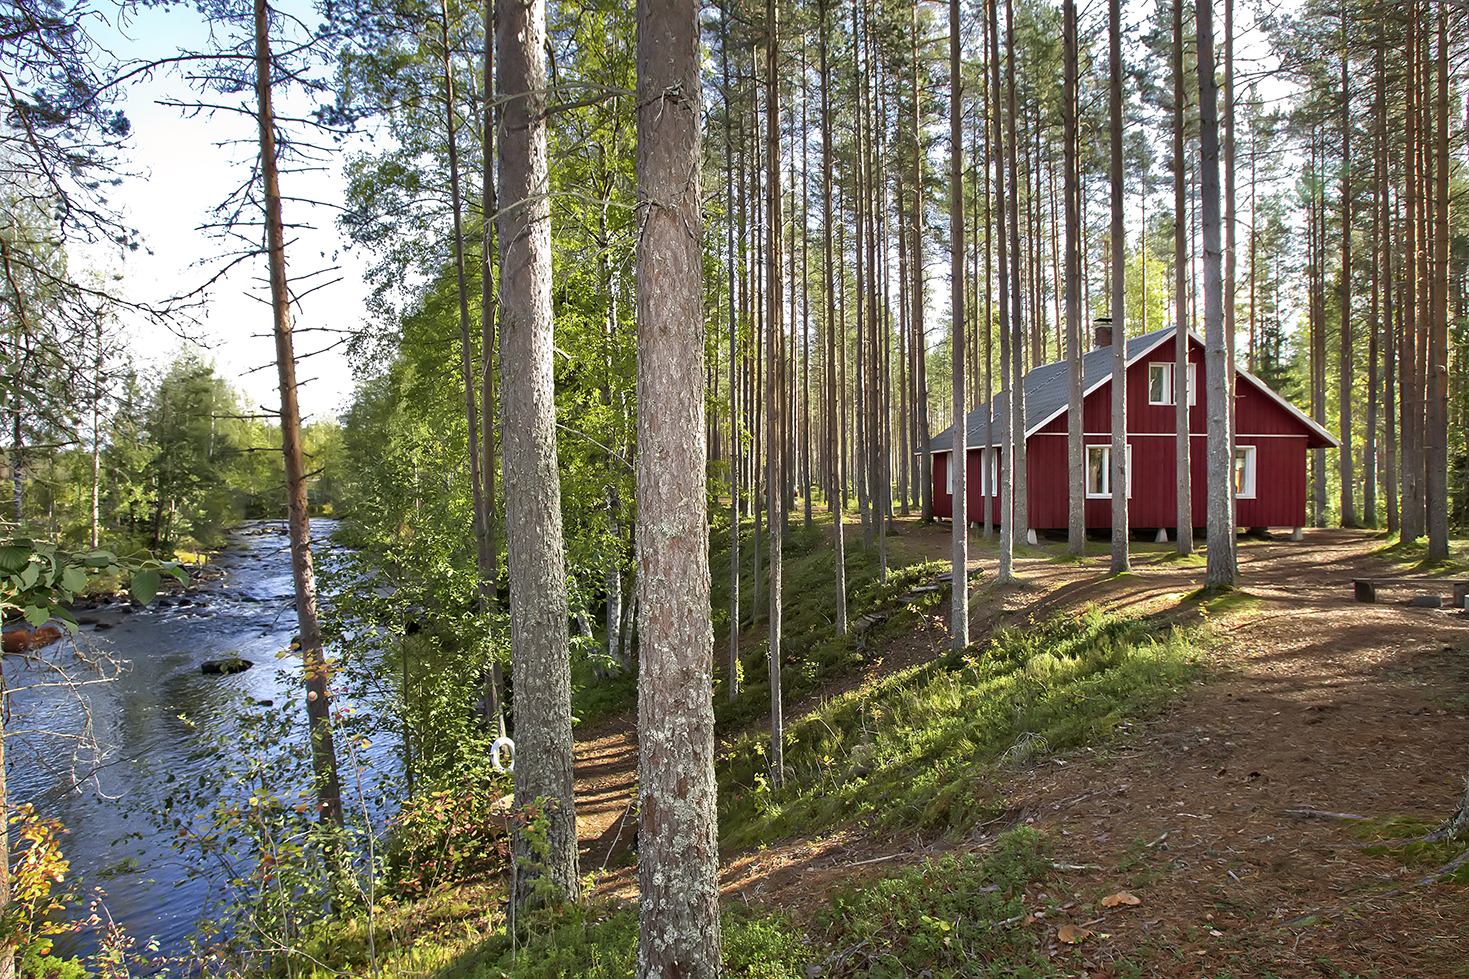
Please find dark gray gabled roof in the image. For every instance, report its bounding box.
[929,325,1178,453]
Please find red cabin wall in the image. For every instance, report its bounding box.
[931,336,1319,531]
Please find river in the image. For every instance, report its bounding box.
[7,520,389,963]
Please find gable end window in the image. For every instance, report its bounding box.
[1147,362,1197,406]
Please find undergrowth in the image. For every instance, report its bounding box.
[718,605,1206,850]
[815,827,1065,978]
[1353,815,1469,885]
[711,508,948,732]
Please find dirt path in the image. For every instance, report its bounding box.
[573,525,1469,976]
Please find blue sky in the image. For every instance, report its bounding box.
[87,1,366,421]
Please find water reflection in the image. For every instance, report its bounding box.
[7,520,395,962]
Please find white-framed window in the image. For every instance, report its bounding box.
[1233,444,1257,498]
[989,449,999,498]
[1147,362,1197,406]
[945,452,952,494]
[1085,443,1133,499]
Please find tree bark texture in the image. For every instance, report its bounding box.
[764,0,785,789]
[949,0,968,650]
[1063,0,1083,557]
[819,3,847,635]
[1108,0,1129,573]
[1172,0,1191,554]
[990,0,1015,583]
[634,0,719,969]
[254,0,342,827]
[1198,0,1237,589]
[496,0,578,903]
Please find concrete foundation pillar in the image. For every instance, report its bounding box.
[1289,527,1303,542]
[1026,529,1038,546]
[1155,528,1169,543]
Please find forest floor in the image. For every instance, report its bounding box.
[569,521,1469,978]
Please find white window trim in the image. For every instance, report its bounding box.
[945,452,953,494]
[1148,363,1172,405]
[1234,444,1257,499]
[1085,443,1133,499]
[1148,361,1197,406]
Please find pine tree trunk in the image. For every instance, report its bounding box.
[765,0,785,788]
[1173,0,1191,554]
[1064,0,1084,557]
[1365,39,1383,529]
[1199,0,1236,589]
[991,0,1015,583]
[1006,0,1027,550]
[1425,5,1449,559]
[1109,0,1129,573]
[819,1,846,635]
[254,0,342,827]
[949,0,968,650]
[633,0,719,965]
[496,0,578,902]
[1337,12,1356,528]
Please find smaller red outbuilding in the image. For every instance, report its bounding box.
[928,325,1338,534]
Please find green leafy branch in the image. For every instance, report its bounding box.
[0,537,189,627]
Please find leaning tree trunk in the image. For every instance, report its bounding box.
[633,0,718,967]
[442,0,489,593]
[1199,0,1236,590]
[496,0,578,904]
[254,0,342,827]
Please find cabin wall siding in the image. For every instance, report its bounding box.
[931,336,1318,531]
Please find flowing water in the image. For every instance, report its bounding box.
[7,519,378,962]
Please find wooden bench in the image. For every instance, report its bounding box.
[1353,578,1469,606]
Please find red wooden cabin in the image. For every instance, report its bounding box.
[928,325,1338,534]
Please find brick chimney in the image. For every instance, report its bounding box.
[1093,316,1113,349]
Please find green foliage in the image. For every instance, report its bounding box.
[442,902,810,979]
[815,829,1059,978]
[383,770,512,897]
[1353,816,1469,885]
[147,697,376,966]
[712,514,943,732]
[17,351,326,554]
[719,607,1204,849]
[0,537,184,626]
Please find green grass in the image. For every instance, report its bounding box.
[813,827,1068,978]
[287,829,1062,979]
[284,895,812,979]
[717,605,1207,850]
[710,508,949,732]
[1352,815,1469,884]
[1371,535,1469,574]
